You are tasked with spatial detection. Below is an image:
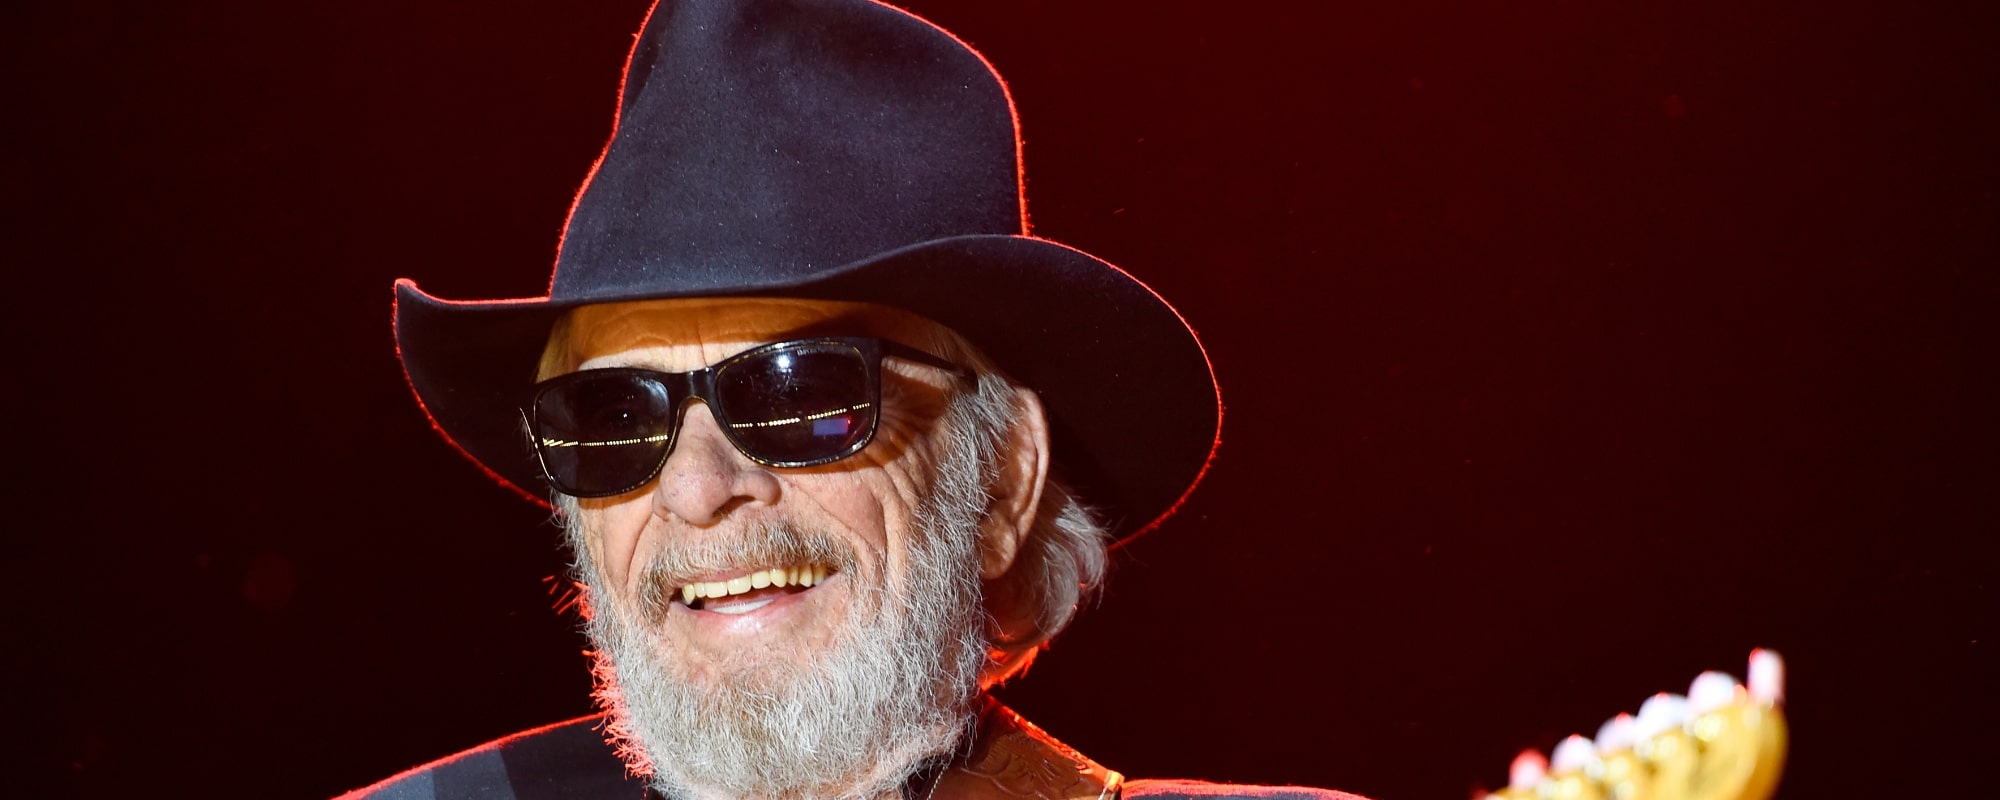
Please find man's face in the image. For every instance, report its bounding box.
[550,297,1018,798]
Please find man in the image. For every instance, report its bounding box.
[353,0,1359,798]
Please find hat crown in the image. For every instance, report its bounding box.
[395,0,1220,543]
[551,0,1025,301]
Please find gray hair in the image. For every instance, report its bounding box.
[930,342,1111,684]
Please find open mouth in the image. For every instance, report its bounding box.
[675,564,835,615]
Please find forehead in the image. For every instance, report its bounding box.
[551,297,946,374]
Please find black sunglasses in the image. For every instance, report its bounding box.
[524,337,973,498]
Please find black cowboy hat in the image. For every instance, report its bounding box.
[394,0,1219,542]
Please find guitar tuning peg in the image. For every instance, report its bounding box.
[1594,712,1636,753]
[1484,656,1790,800]
[1748,648,1785,706]
[1550,734,1597,773]
[1633,692,1689,741]
[1689,670,1742,715]
[1507,747,1547,789]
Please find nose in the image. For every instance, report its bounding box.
[652,401,782,525]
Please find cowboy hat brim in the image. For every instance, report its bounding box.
[394,233,1219,543]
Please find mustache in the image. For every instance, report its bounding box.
[633,520,858,619]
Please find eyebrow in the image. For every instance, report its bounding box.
[584,312,917,365]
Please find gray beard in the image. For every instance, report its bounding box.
[567,456,991,800]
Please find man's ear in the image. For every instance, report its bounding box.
[979,386,1050,580]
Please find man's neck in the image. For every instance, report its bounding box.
[930,698,1123,800]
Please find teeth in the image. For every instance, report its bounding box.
[677,565,831,604]
[710,596,776,615]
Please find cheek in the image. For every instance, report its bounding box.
[579,501,655,590]
[786,461,943,592]
[788,473,894,566]
[807,374,955,554]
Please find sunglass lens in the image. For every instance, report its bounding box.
[716,343,875,465]
[535,373,677,495]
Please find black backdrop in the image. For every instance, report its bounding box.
[8,1,1992,797]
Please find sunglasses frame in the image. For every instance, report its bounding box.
[523,336,973,498]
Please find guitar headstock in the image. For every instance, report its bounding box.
[1484,649,1788,800]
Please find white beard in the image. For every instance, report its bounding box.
[566,454,992,800]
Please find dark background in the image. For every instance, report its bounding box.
[7,0,1992,797]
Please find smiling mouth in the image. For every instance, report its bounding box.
[676,565,834,615]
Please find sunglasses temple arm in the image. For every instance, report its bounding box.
[883,340,977,384]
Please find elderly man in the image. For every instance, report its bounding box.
[352,0,1357,798]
